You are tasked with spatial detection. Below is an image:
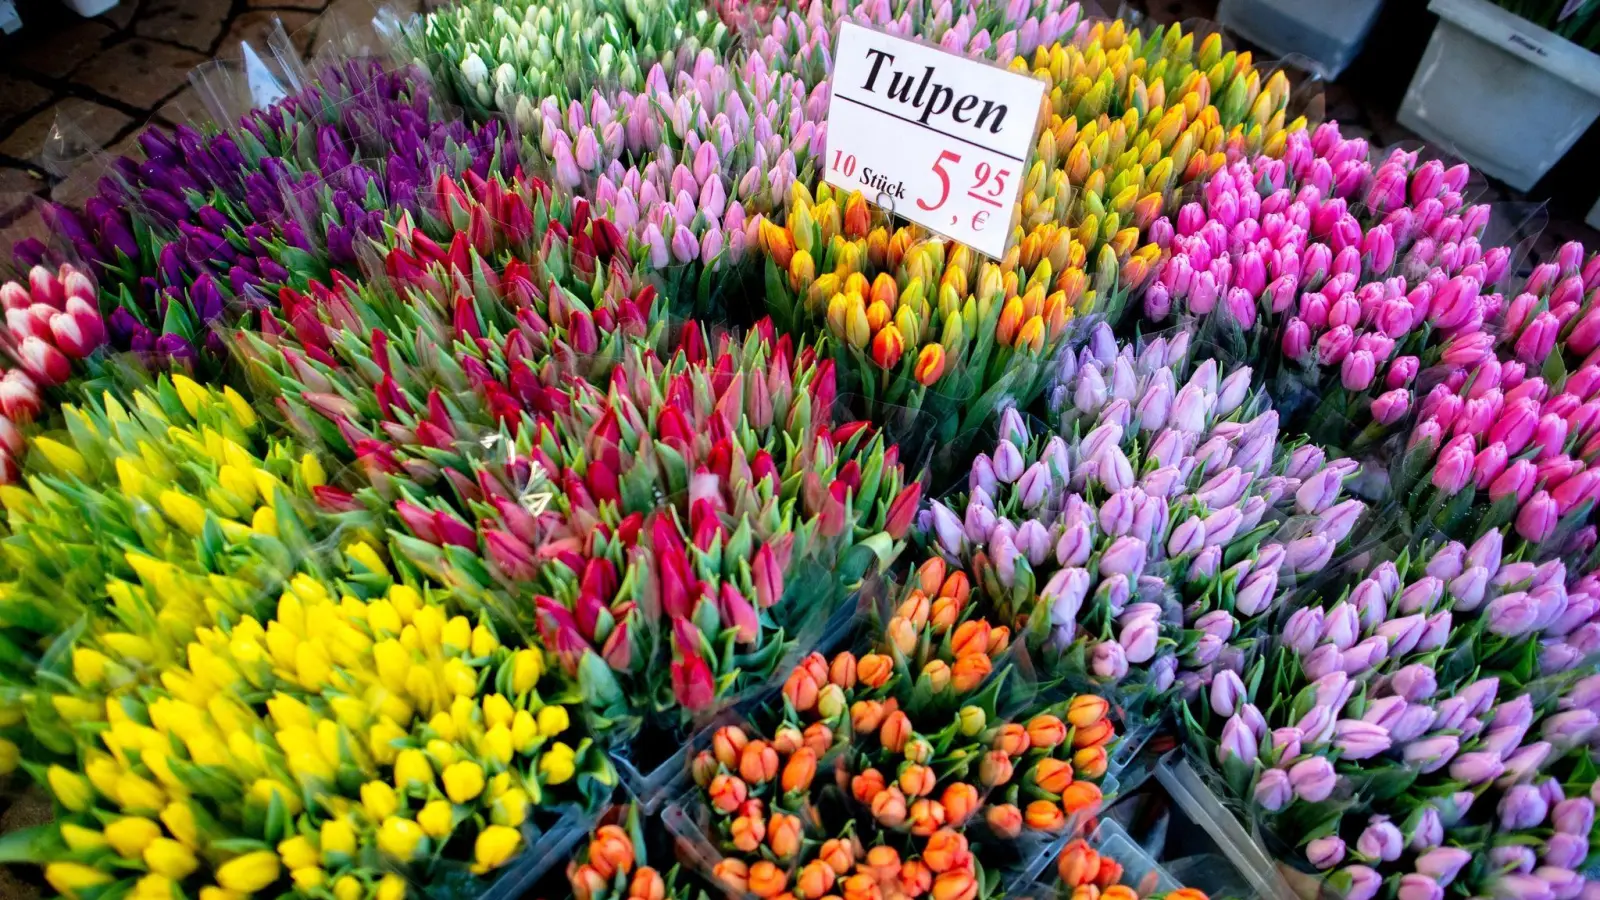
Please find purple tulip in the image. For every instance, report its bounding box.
[1090,641,1129,680]
[1254,767,1292,811]
[1211,670,1247,717]
[1219,714,1259,767]
[1389,664,1439,702]
[1334,720,1392,760]
[1450,750,1507,785]
[1543,833,1589,871]
[1410,808,1443,850]
[1501,784,1552,830]
[1403,735,1460,773]
[1493,845,1539,875]
[1118,615,1160,664]
[1389,704,1438,743]
[993,439,1024,483]
[1536,868,1583,900]
[1501,742,1554,785]
[1283,607,1325,653]
[1490,874,1556,900]
[1288,755,1337,802]
[1552,797,1594,835]
[1307,835,1347,869]
[1357,816,1405,862]
[1398,576,1445,614]
[1338,865,1383,900]
[1417,848,1472,887]
[1398,873,1445,900]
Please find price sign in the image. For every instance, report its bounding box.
[823,22,1047,259]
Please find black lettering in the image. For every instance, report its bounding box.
[913,66,935,107]
[951,95,979,123]
[921,85,954,124]
[975,100,1008,134]
[862,48,895,91]
[887,71,915,103]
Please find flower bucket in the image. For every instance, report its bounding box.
[1217,0,1385,79]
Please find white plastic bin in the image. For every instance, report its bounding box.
[1399,0,1600,191]
[1589,194,1600,230]
[1217,0,1384,79]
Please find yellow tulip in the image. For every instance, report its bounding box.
[491,788,529,828]
[320,818,357,862]
[59,824,107,852]
[480,726,514,767]
[133,873,175,900]
[45,862,113,898]
[537,705,569,737]
[278,835,319,871]
[511,710,539,754]
[105,816,163,858]
[34,437,88,477]
[362,780,400,821]
[442,761,485,804]
[377,816,426,861]
[160,802,198,848]
[48,765,94,811]
[471,825,522,874]
[334,875,363,900]
[159,489,209,535]
[145,837,200,879]
[222,386,257,428]
[539,743,576,785]
[470,624,499,657]
[377,873,407,900]
[0,737,17,774]
[215,851,281,893]
[418,799,454,838]
[172,374,208,417]
[482,694,514,730]
[510,649,542,694]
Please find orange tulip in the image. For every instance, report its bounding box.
[931,870,977,900]
[784,668,820,712]
[1016,315,1047,353]
[871,324,905,370]
[857,653,892,688]
[797,653,828,686]
[773,727,805,756]
[898,764,937,798]
[1102,884,1138,900]
[908,798,947,836]
[1073,746,1109,780]
[1072,886,1101,900]
[939,572,970,604]
[829,653,858,689]
[589,825,634,879]
[798,860,837,899]
[920,660,951,693]
[1094,858,1123,888]
[819,838,855,875]
[851,768,886,805]
[759,219,795,270]
[1026,800,1067,832]
[842,873,882,900]
[713,726,749,768]
[1057,840,1099,887]
[985,803,1023,839]
[929,597,960,634]
[1072,718,1116,749]
[864,846,902,882]
[949,620,990,659]
[804,722,834,757]
[979,750,1014,788]
[913,344,946,387]
[880,711,913,754]
[852,700,887,734]
[782,748,817,794]
[692,750,718,787]
[708,774,748,814]
[922,829,969,875]
[950,654,991,693]
[630,867,666,900]
[1166,889,1210,900]
[896,591,931,629]
[1033,757,1075,794]
[570,864,606,900]
[714,859,751,894]
[749,860,788,899]
[1027,715,1068,750]
[994,724,1031,757]
[1061,781,1104,816]
[903,737,933,766]
[731,814,767,853]
[1067,696,1110,729]
[987,625,1011,656]
[898,860,932,898]
[741,741,780,785]
[940,783,979,826]
[843,194,871,239]
[768,813,802,861]
[916,558,946,597]
[870,785,908,827]
[886,617,919,656]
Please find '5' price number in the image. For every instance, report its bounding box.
[915,151,1009,232]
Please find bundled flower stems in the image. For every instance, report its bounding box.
[2,3,1599,900]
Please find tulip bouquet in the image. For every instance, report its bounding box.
[519,50,818,296]
[1496,239,1600,373]
[1138,127,1512,455]
[753,0,1089,89]
[922,331,1366,714]
[411,0,731,122]
[1390,352,1600,557]
[0,263,110,481]
[1046,837,1211,900]
[568,803,717,900]
[30,57,519,369]
[759,185,1085,450]
[1184,532,1600,899]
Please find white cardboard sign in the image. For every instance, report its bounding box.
[823,22,1046,259]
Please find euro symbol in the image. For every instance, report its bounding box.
[971,210,990,231]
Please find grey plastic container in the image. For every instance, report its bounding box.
[1151,751,1305,900]
[1217,0,1384,79]
[1399,0,1600,191]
